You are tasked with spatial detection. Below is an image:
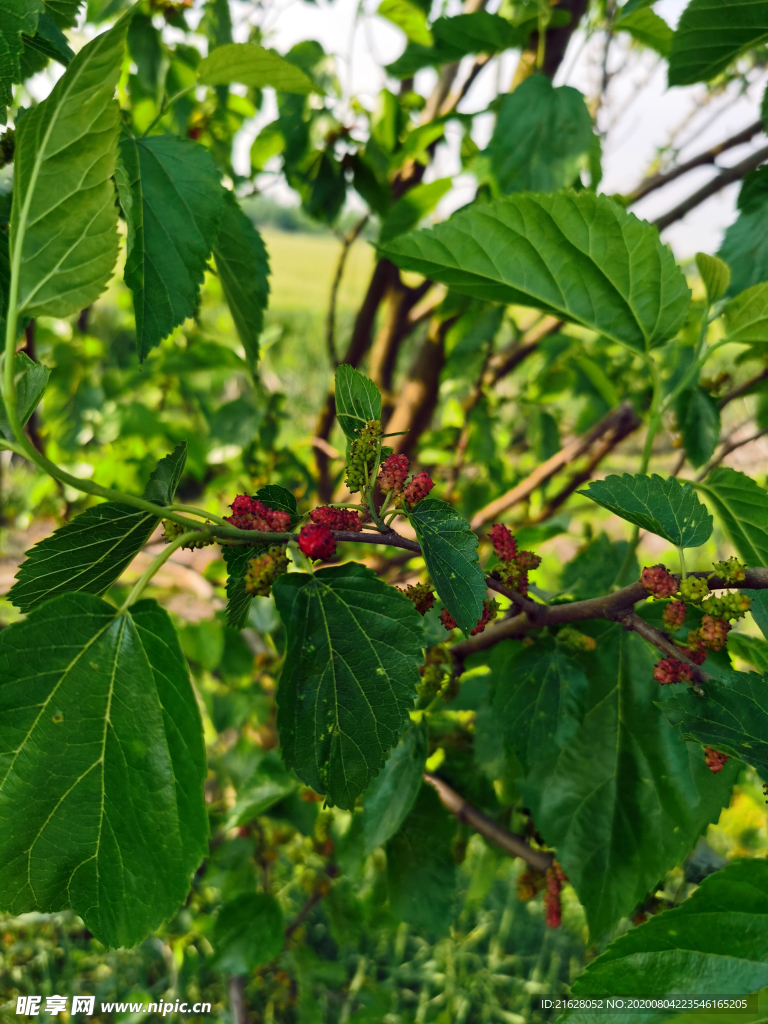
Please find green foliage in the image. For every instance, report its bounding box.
[521,622,737,938]
[116,133,226,359]
[12,13,127,318]
[0,0,43,120]
[723,281,768,343]
[486,75,594,194]
[0,594,207,948]
[0,350,48,440]
[580,473,713,548]
[572,858,768,996]
[197,42,315,94]
[408,497,487,634]
[696,252,731,305]
[212,893,284,973]
[696,467,768,564]
[614,2,672,55]
[273,564,423,809]
[718,171,768,296]
[363,720,427,852]
[668,0,768,86]
[675,387,720,468]
[379,177,451,243]
[334,363,382,441]
[380,191,690,352]
[377,0,432,46]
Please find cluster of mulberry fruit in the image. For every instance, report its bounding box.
[488,523,541,596]
[245,546,289,596]
[309,506,362,532]
[346,419,382,493]
[226,495,291,533]
[653,657,693,685]
[704,746,730,773]
[399,582,435,615]
[544,862,568,929]
[161,520,213,549]
[378,453,409,494]
[641,564,678,598]
[440,599,499,635]
[298,523,336,561]
[403,470,434,507]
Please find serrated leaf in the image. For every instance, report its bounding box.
[364,720,427,853]
[212,894,284,974]
[212,191,270,367]
[23,11,73,67]
[695,467,768,565]
[662,669,768,777]
[116,133,226,359]
[222,485,297,630]
[386,785,456,935]
[675,387,720,469]
[668,0,768,87]
[43,0,81,28]
[408,497,487,635]
[718,204,768,297]
[198,42,315,94]
[696,252,730,305]
[11,13,127,317]
[493,637,588,773]
[273,563,423,809]
[723,281,768,343]
[580,473,713,548]
[572,859,768,996]
[378,0,432,46]
[379,191,690,353]
[486,76,595,195]
[0,351,49,441]
[0,594,208,948]
[521,621,737,938]
[8,444,186,612]
[334,364,382,441]
[0,0,42,121]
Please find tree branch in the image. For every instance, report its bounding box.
[719,367,768,408]
[620,610,708,686]
[654,143,768,233]
[483,317,562,389]
[325,215,369,368]
[695,425,768,480]
[423,772,553,872]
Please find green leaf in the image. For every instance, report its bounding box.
[675,387,720,469]
[0,350,49,441]
[212,191,270,368]
[273,563,423,809]
[695,467,768,565]
[42,0,81,28]
[579,473,713,548]
[384,11,524,76]
[745,589,768,641]
[521,621,737,938]
[334,364,382,441]
[723,281,768,344]
[486,76,594,194]
[116,133,226,359]
[493,637,588,773]
[379,191,690,353]
[8,444,186,612]
[614,4,672,55]
[386,785,456,936]
[23,11,74,67]
[668,0,768,87]
[561,533,639,600]
[696,251,731,305]
[0,594,207,948]
[364,720,427,853]
[212,893,284,973]
[11,13,128,317]
[730,631,768,672]
[662,668,768,778]
[222,484,298,630]
[379,178,451,244]
[407,497,487,635]
[377,0,432,46]
[198,42,315,94]
[571,858,768,996]
[718,201,768,297]
[0,0,42,120]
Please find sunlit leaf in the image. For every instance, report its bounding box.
[198,42,315,93]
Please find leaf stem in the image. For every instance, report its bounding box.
[166,502,229,527]
[141,84,197,138]
[678,545,687,580]
[119,529,211,611]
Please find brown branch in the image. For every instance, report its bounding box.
[326,215,369,368]
[654,143,768,232]
[424,772,553,872]
[620,610,708,686]
[228,977,248,1024]
[628,119,764,204]
[470,402,640,530]
[719,367,768,408]
[483,317,562,389]
[695,425,768,480]
[371,279,432,399]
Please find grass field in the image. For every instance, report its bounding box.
[262,229,375,313]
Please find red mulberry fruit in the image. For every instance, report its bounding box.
[404,471,434,506]
[309,506,362,532]
[654,658,693,684]
[440,608,457,631]
[378,453,409,493]
[298,523,336,561]
[662,600,687,630]
[489,524,517,562]
[641,564,678,598]
[704,746,729,773]
[399,582,435,615]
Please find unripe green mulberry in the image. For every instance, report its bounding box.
[711,556,746,584]
[245,545,289,596]
[346,419,382,493]
[679,576,709,603]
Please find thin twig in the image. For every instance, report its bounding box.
[326,215,369,368]
[719,367,768,408]
[424,773,553,872]
[696,426,768,480]
[620,610,708,684]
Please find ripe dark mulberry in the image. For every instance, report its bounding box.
[440,608,457,631]
[227,495,291,533]
[654,657,693,684]
[399,582,435,615]
[489,524,517,561]
[470,599,499,636]
[641,564,678,598]
[378,453,409,493]
[309,506,362,532]
[545,863,567,929]
[662,600,687,630]
[704,746,729,773]
[403,471,434,506]
[298,523,336,561]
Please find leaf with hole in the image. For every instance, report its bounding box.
[379,191,690,352]
[0,594,207,948]
[580,473,713,548]
[273,563,423,809]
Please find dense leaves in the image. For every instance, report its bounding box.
[334,364,382,441]
[380,191,690,352]
[0,594,207,948]
[212,894,284,973]
[198,42,315,93]
[668,0,768,86]
[273,564,423,809]
[363,720,427,852]
[696,467,768,564]
[0,351,48,441]
[580,473,713,548]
